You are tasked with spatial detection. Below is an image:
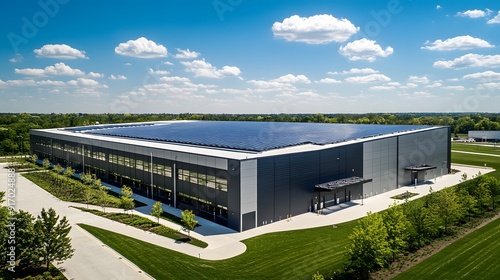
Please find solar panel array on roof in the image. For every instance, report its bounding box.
[71,121,432,152]
[65,123,155,132]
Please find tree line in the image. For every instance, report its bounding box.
[315,173,500,280]
[1,112,499,156]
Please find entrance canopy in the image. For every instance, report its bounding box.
[315,176,373,192]
[404,164,436,171]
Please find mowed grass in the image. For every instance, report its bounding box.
[451,142,500,156]
[451,152,500,178]
[393,216,500,280]
[79,220,356,279]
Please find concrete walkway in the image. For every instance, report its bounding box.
[0,163,494,279]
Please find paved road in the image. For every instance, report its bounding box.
[0,163,494,279]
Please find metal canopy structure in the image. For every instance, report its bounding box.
[315,176,373,191]
[404,164,437,171]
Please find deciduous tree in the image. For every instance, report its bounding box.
[120,185,135,213]
[181,209,198,238]
[383,202,410,261]
[35,208,74,270]
[151,201,164,223]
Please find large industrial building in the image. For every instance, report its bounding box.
[30,121,451,232]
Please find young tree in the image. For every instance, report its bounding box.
[181,209,198,238]
[83,189,94,209]
[42,158,51,169]
[35,208,75,270]
[431,188,462,234]
[13,210,41,270]
[483,176,500,209]
[64,166,75,178]
[151,201,164,223]
[80,172,93,185]
[53,163,63,174]
[345,212,391,278]
[403,199,434,249]
[30,153,38,163]
[456,186,478,222]
[383,202,410,261]
[120,185,135,213]
[96,184,110,212]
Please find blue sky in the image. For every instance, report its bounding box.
[1,0,499,114]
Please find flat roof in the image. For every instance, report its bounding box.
[315,176,373,191]
[62,121,433,152]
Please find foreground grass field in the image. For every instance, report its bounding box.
[451,142,500,156]
[393,216,500,280]
[452,152,500,178]
[79,220,356,279]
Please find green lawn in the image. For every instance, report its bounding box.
[78,220,356,279]
[451,142,500,156]
[393,216,500,280]
[451,152,500,179]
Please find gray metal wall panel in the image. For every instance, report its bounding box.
[227,159,241,231]
[257,158,274,226]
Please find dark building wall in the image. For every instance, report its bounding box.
[256,143,363,226]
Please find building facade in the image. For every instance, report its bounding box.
[30,121,451,232]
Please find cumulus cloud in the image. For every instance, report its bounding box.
[436,5,442,10]
[369,85,396,91]
[487,11,500,24]
[345,74,391,83]
[87,72,104,78]
[425,82,442,88]
[408,76,429,84]
[463,71,500,81]
[159,76,191,83]
[174,48,200,59]
[181,59,241,78]
[34,44,88,59]
[339,39,393,62]
[148,68,170,75]
[328,68,378,75]
[443,85,465,90]
[109,74,127,80]
[433,53,500,69]
[162,61,174,65]
[315,78,341,84]
[422,35,493,51]
[15,62,85,76]
[456,9,488,18]
[67,78,101,87]
[114,37,167,58]
[9,53,23,63]
[272,14,359,44]
[272,74,311,84]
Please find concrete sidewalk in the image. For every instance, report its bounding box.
[452,150,500,158]
[0,162,494,279]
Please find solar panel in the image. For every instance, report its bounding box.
[73,121,432,152]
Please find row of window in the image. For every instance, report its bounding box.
[177,169,228,191]
[108,154,173,177]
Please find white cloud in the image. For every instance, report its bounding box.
[463,71,500,81]
[0,80,6,87]
[487,11,500,24]
[408,76,429,84]
[315,78,341,84]
[9,53,23,63]
[400,83,418,89]
[159,76,191,83]
[448,78,460,82]
[174,48,200,59]
[162,61,174,65]
[124,62,132,66]
[398,91,433,99]
[345,74,391,83]
[34,44,88,59]
[387,82,401,86]
[369,85,395,91]
[247,80,296,91]
[87,72,104,78]
[436,5,442,10]
[114,37,167,58]
[422,35,493,51]
[328,68,378,75]
[181,59,241,78]
[109,74,127,80]
[456,9,488,18]
[67,78,101,87]
[425,82,442,88]
[433,53,500,69]
[272,14,359,44]
[339,39,393,62]
[481,82,500,89]
[148,68,170,75]
[443,85,465,90]
[272,74,311,84]
[15,62,85,76]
